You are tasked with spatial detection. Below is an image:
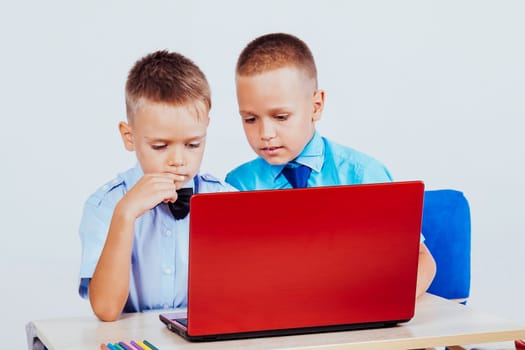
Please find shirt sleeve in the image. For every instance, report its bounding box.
[360,159,393,184]
[78,187,122,298]
[225,170,248,191]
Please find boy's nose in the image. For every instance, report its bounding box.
[260,121,276,141]
[168,151,185,167]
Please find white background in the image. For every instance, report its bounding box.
[1,1,524,348]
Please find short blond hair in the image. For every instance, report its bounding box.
[125,50,211,119]
[236,33,317,87]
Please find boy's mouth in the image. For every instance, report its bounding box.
[261,146,283,156]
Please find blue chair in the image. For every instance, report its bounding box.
[422,192,523,350]
[421,189,471,302]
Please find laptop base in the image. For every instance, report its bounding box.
[160,313,407,342]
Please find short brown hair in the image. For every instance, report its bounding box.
[236,33,317,85]
[125,50,211,119]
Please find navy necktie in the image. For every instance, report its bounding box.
[168,187,193,220]
[282,163,311,188]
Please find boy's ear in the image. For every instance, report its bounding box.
[119,121,135,151]
[312,89,325,122]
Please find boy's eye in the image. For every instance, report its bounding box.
[187,143,201,149]
[151,144,167,150]
[243,116,256,124]
[275,114,289,121]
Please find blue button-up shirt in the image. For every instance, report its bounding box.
[78,164,236,312]
[226,130,393,190]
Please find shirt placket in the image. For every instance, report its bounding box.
[160,224,176,309]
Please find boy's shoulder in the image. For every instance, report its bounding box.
[198,173,238,192]
[320,135,393,182]
[226,157,272,191]
[86,166,140,207]
[322,136,381,164]
[199,173,222,183]
[227,157,268,176]
[86,177,124,207]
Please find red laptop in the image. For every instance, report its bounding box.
[160,181,424,341]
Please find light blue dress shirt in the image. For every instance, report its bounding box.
[78,164,236,313]
[226,130,393,190]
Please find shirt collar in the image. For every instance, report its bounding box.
[269,130,325,180]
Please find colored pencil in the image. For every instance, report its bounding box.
[130,341,144,350]
[143,340,159,350]
[118,341,135,350]
[136,341,149,349]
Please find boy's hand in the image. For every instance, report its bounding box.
[116,173,185,219]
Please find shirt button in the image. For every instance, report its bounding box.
[164,230,172,237]
[164,266,174,275]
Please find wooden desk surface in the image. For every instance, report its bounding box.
[27,294,525,350]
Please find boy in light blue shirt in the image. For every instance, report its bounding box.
[79,50,235,321]
[226,33,436,298]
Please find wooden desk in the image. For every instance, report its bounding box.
[26,294,525,350]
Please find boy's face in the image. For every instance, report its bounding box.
[236,67,324,165]
[119,101,209,189]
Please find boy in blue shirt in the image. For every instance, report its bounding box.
[79,50,235,321]
[226,33,436,298]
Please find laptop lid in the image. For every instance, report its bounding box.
[162,181,424,341]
